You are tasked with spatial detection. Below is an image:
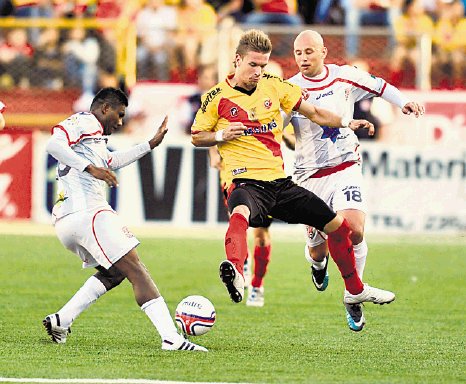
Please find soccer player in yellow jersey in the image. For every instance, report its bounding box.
[191,29,396,308]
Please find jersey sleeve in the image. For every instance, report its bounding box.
[51,113,102,146]
[191,87,221,133]
[343,65,387,102]
[0,101,5,113]
[275,76,303,115]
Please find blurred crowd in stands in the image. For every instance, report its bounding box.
[0,0,464,94]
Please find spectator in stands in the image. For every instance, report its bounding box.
[0,0,14,16]
[0,28,34,88]
[176,0,218,83]
[341,0,402,57]
[63,27,100,95]
[0,100,5,130]
[207,0,254,22]
[32,28,64,89]
[244,0,302,25]
[13,0,54,18]
[390,0,434,87]
[135,0,178,81]
[179,64,218,135]
[432,0,466,89]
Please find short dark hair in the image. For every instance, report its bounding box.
[90,88,128,110]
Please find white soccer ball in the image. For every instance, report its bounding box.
[175,295,216,336]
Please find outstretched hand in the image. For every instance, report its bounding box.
[348,119,375,136]
[402,102,425,117]
[85,164,118,188]
[149,115,169,149]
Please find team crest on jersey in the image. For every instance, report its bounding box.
[306,225,318,240]
[248,107,258,121]
[264,98,272,109]
[230,107,238,117]
[122,226,134,238]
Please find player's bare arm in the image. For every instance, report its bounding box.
[192,122,245,147]
[402,102,425,117]
[0,113,5,130]
[148,115,168,149]
[85,164,118,188]
[297,101,374,135]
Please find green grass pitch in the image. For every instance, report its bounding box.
[0,233,465,383]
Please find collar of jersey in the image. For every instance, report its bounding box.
[301,65,329,82]
[226,73,257,95]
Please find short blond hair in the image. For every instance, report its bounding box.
[235,29,272,57]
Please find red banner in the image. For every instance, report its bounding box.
[0,130,33,218]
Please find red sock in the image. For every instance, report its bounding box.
[251,245,271,288]
[225,213,249,275]
[327,219,364,295]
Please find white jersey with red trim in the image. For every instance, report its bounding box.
[51,112,111,220]
[288,64,386,182]
[0,100,5,112]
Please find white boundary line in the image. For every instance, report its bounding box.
[0,379,239,384]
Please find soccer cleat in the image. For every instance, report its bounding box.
[311,255,329,291]
[243,257,252,289]
[42,313,71,344]
[162,337,208,352]
[246,286,264,307]
[344,303,366,332]
[219,260,245,303]
[344,283,395,305]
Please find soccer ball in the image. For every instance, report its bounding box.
[175,295,216,336]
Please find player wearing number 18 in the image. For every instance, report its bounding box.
[288,30,425,332]
[191,29,395,315]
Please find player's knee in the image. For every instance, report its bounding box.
[94,266,126,291]
[348,223,364,244]
[231,205,250,220]
[350,229,364,244]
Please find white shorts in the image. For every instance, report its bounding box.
[298,163,367,247]
[54,207,140,269]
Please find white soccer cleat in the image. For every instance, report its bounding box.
[344,283,395,305]
[43,313,71,344]
[161,336,208,352]
[246,286,264,307]
[243,258,252,289]
[219,260,245,303]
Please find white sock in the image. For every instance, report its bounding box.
[304,245,326,270]
[353,239,368,279]
[58,276,107,328]
[141,296,180,342]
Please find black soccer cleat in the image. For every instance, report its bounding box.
[219,260,245,303]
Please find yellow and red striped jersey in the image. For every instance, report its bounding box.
[192,73,302,184]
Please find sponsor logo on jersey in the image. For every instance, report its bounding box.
[243,119,277,136]
[232,167,247,176]
[264,98,272,109]
[201,87,221,113]
[230,107,238,117]
[316,90,333,100]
